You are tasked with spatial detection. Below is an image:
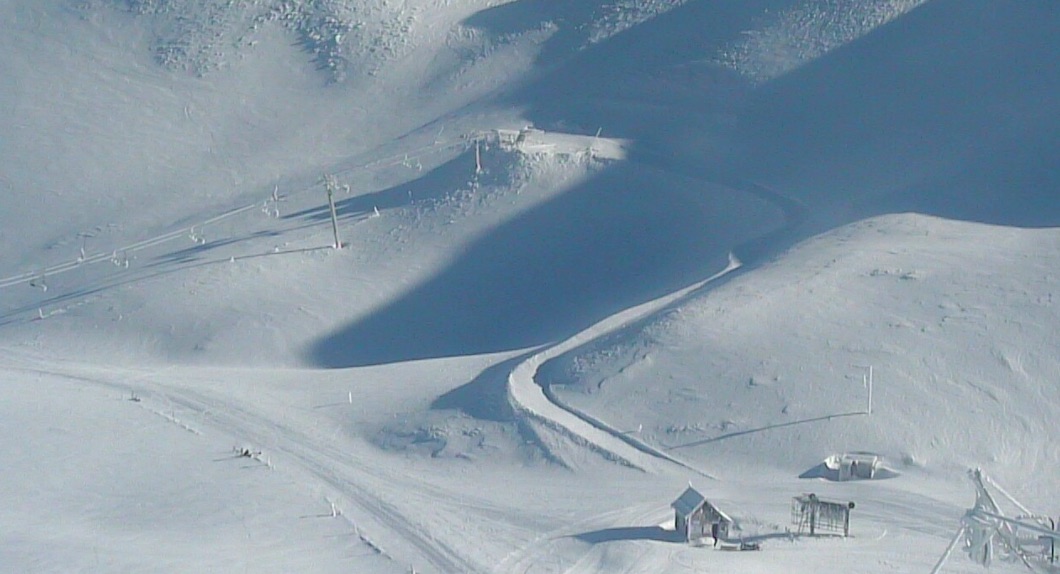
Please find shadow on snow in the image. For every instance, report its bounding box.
[308,162,739,367]
[573,525,685,545]
[495,0,1060,227]
[310,0,1060,367]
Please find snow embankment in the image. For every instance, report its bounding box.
[544,214,1060,497]
[506,254,742,475]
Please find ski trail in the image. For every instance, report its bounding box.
[507,254,742,477]
[0,357,487,574]
[493,502,668,574]
[160,388,480,574]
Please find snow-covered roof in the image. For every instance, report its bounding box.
[672,486,736,524]
[671,486,707,516]
[841,452,880,464]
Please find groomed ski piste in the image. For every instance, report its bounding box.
[2,1,1060,573]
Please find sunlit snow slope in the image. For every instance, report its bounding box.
[1,0,1058,573]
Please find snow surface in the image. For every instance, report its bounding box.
[1,0,1058,572]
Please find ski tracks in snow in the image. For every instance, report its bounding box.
[493,501,671,574]
[0,357,488,574]
[159,387,484,574]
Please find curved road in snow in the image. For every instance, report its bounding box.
[502,159,811,479]
[505,254,742,477]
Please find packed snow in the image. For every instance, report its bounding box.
[1,0,1058,572]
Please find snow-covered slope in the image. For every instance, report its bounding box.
[1,0,1057,572]
[543,214,1060,494]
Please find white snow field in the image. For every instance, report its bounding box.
[1,0,1059,572]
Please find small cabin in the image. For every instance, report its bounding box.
[834,453,880,481]
[672,486,734,543]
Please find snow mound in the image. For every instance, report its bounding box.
[717,0,928,83]
[93,0,422,80]
[584,0,690,46]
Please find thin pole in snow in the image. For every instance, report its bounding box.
[474,140,483,175]
[867,366,873,415]
[323,175,342,249]
[930,526,967,574]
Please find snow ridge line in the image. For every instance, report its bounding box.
[505,254,742,477]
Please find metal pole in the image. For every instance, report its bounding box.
[1050,518,1055,563]
[867,365,873,415]
[326,178,341,249]
[930,526,967,574]
[809,500,816,536]
[975,510,1060,539]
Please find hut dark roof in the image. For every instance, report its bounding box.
[671,486,707,516]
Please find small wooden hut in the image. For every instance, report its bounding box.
[672,485,734,543]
